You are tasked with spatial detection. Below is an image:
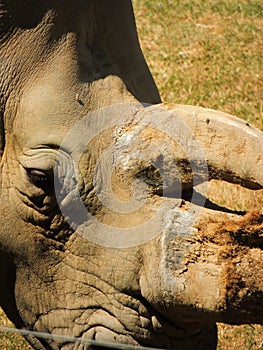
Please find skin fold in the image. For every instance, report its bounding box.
[0,1,262,350]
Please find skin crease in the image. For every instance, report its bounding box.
[0,1,262,350]
[1,2,205,349]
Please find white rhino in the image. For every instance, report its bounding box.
[0,1,262,350]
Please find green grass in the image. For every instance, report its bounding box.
[134,0,263,129]
[1,0,263,348]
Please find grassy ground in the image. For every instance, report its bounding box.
[134,0,263,128]
[0,309,32,349]
[1,0,263,349]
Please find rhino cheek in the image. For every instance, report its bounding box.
[12,234,156,347]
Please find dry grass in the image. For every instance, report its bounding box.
[217,324,263,350]
[134,0,263,128]
[0,309,32,349]
[1,0,263,348]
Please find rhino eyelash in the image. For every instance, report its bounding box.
[26,168,53,188]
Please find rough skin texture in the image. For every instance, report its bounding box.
[0,1,262,350]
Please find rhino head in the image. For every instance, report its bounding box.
[0,1,262,349]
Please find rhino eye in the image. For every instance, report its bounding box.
[26,168,53,188]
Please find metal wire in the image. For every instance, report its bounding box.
[0,326,164,350]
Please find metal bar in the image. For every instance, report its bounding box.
[0,326,165,350]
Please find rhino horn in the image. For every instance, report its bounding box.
[111,102,263,324]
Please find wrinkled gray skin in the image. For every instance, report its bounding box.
[0,1,262,350]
